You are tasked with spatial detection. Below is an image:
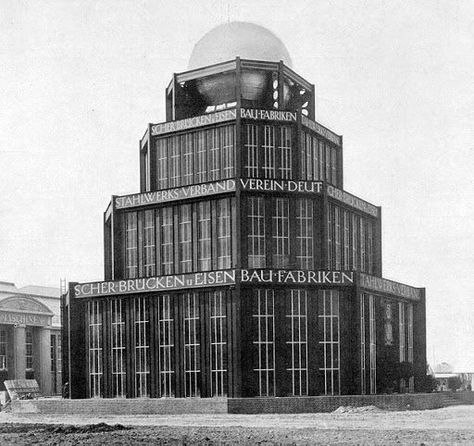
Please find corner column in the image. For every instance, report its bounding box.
[12,324,26,380]
[37,327,51,395]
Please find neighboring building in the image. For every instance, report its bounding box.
[433,362,473,392]
[0,281,62,396]
[62,22,427,399]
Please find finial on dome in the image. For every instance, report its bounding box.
[188,21,292,70]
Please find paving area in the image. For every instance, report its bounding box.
[1,405,474,444]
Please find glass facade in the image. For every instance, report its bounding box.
[111,299,126,397]
[88,300,103,398]
[155,124,235,189]
[123,198,235,278]
[319,290,340,395]
[134,296,150,397]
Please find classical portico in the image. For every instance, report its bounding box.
[0,282,61,397]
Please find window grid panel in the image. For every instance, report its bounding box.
[134,296,150,397]
[279,126,292,179]
[248,197,266,268]
[245,124,259,177]
[207,128,220,181]
[161,207,174,275]
[318,290,340,395]
[327,205,333,269]
[210,291,227,397]
[156,138,168,189]
[88,300,103,398]
[169,135,181,188]
[184,293,200,397]
[352,214,359,270]
[179,205,192,273]
[197,201,212,271]
[253,290,275,396]
[217,199,232,269]
[312,135,320,180]
[369,294,377,394]
[286,290,309,396]
[110,299,126,397]
[296,198,314,269]
[182,133,194,185]
[399,302,406,362]
[221,125,235,179]
[262,126,276,178]
[300,131,307,180]
[331,147,338,185]
[319,141,325,182]
[305,133,313,180]
[360,295,366,395]
[343,211,350,270]
[195,131,207,183]
[272,198,290,267]
[143,210,156,277]
[125,212,138,278]
[360,218,366,272]
[158,295,174,397]
[334,206,342,270]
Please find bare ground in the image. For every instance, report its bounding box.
[1,405,473,445]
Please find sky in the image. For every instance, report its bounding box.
[1,0,473,370]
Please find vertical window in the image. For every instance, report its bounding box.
[184,293,200,397]
[305,133,312,180]
[221,125,235,179]
[50,334,57,393]
[399,302,406,363]
[312,136,319,180]
[135,296,150,397]
[262,125,276,178]
[279,126,292,179]
[360,294,366,395]
[142,144,150,191]
[161,207,174,275]
[319,290,340,395]
[169,135,181,187]
[331,147,338,185]
[179,205,192,273]
[287,290,308,396]
[334,206,341,270]
[296,198,313,269]
[352,214,359,270]
[25,328,33,370]
[0,330,7,370]
[325,144,331,183]
[327,205,333,269]
[253,289,275,396]
[207,128,220,181]
[88,300,103,398]
[343,211,350,270]
[407,303,414,392]
[197,201,212,271]
[367,221,374,274]
[156,138,168,189]
[369,295,376,394]
[217,198,232,269]
[319,140,325,182]
[210,291,227,396]
[245,124,259,177]
[360,218,366,272]
[143,210,155,277]
[182,133,194,185]
[300,131,307,180]
[158,295,174,397]
[195,131,207,183]
[272,198,290,267]
[125,212,138,278]
[111,299,126,397]
[248,197,266,268]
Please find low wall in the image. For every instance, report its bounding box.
[452,391,474,404]
[8,397,228,415]
[5,393,454,415]
[228,393,445,414]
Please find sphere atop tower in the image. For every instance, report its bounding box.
[188,21,292,70]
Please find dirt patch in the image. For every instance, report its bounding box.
[333,405,385,413]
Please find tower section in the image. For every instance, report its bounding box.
[63,24,426,401]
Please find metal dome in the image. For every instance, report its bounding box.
[188,21,292,70]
